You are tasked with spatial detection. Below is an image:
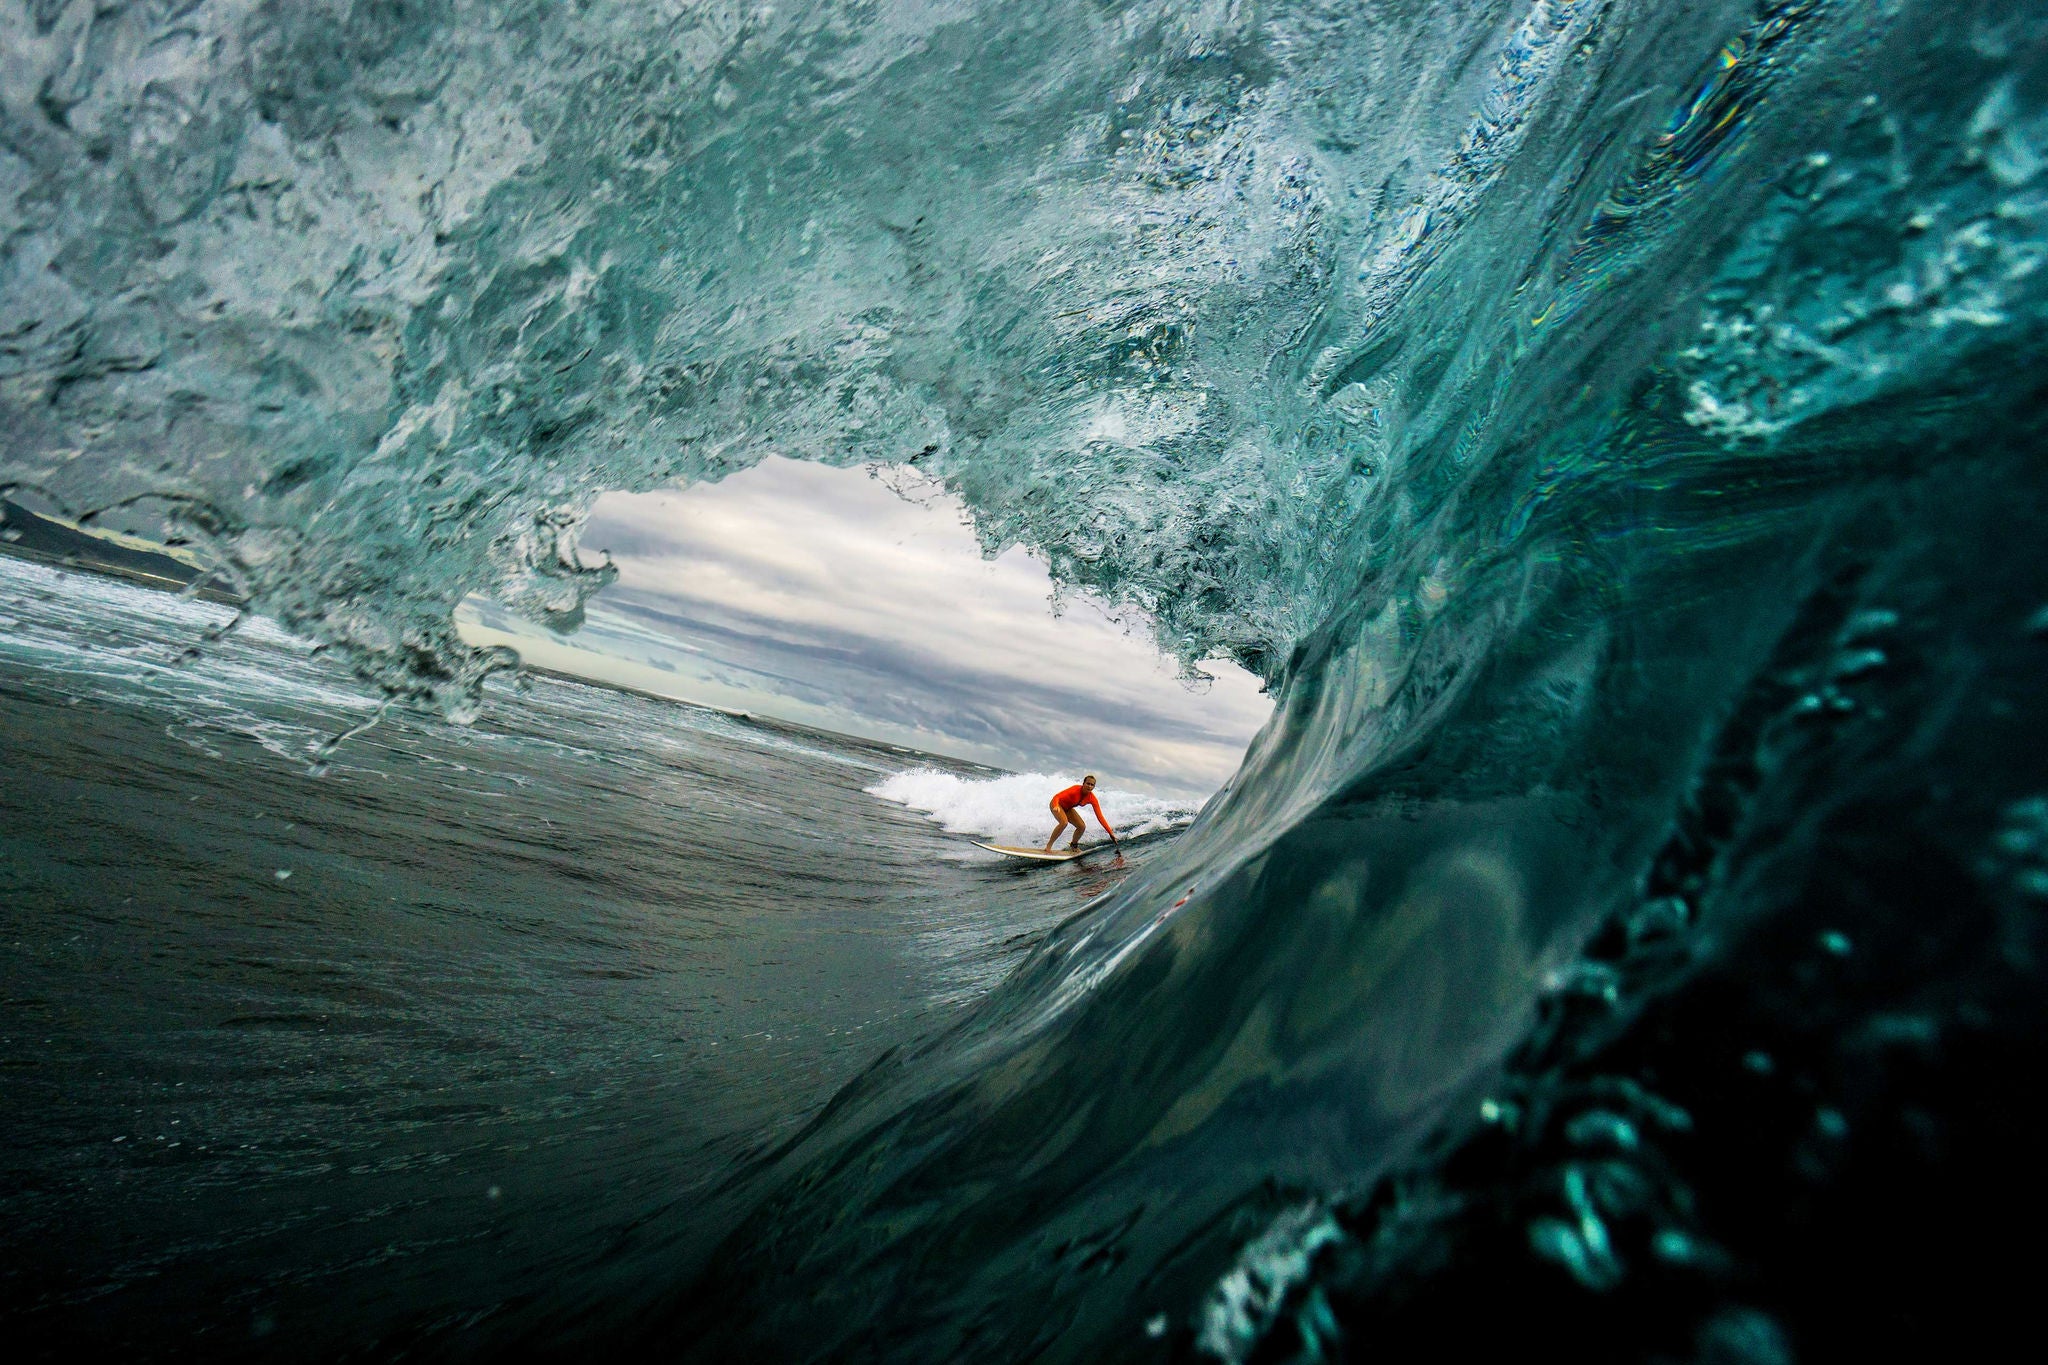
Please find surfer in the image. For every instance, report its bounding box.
[1044,775,1117,852]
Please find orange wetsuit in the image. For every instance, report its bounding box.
[1052,784,1113,837]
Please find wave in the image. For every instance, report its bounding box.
[867,769,1199,845]
[4,0,2046,1359]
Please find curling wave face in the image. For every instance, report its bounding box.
[6,0,2048,1359]
[7,0,1927,703]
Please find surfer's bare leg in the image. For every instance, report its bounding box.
[1065,810,1086,850]
[1045,804,1082,852]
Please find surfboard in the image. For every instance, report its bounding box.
[971,841,1103,862]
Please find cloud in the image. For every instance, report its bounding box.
[464,458,1269,795]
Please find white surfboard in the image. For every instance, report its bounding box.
[971,841,1104,862]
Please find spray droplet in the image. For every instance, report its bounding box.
[1627,896,1690,943]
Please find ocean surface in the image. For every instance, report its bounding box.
[5,1,2048,1360]
[0,555,1191,1356]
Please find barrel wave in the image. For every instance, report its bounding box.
[5,0,2046,1360]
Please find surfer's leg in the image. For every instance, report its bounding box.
[1044,801,1065,851]
[1065,810,1086,849]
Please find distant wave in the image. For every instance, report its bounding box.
[865,769,1198,845]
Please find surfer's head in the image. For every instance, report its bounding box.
[1082,774,1096,788]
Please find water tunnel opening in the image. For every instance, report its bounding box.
[454,456,1271,801]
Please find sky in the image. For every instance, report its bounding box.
[455,458,1271,796]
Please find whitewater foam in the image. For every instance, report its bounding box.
[865,769,1199,845]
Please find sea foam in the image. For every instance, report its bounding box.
[865,769,1198,845]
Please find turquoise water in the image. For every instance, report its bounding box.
[4,1,2047,1359]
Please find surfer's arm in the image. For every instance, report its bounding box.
[1088,795,1115,839]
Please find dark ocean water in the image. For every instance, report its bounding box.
[0,556,1167,1357]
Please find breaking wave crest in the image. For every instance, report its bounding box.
[6,0,2048,1358]
[867,769,1197,844]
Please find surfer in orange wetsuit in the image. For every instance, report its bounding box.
[1044,774,1118,852]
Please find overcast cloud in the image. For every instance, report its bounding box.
[458,458,1270,796]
